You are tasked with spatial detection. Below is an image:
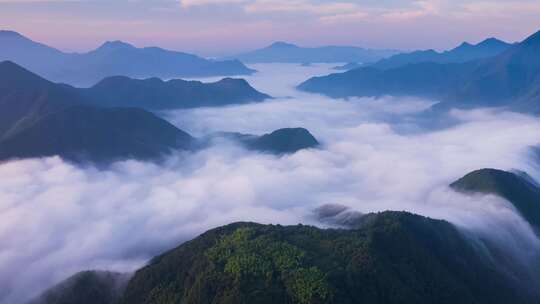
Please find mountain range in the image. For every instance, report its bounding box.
[29,208,540,304]
[370,38,513,70]
[0,30,255,86]
[0,61,196,164]
[229,41,400,64]
[299,30,540,113]
[81,76,270,111]
[332,38,512,72]
[0,61,314,164]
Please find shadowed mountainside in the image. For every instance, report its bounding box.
[0,61,196,164]
[207,128,320,154]
[81,76,270,110]
[0,61,313,163]
[299,30,540,113]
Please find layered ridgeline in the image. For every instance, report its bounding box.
[451,168,540,233]
[0,61,312,164]
[332,38,512,71]
[370,38,513,70]
[30,211,540,304]
[299,30,540,113]
[81,76,270,111]
[229,41,399,64]
[0,61,195,163]
[0,30,255,86]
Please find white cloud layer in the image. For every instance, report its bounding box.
[1,64,540,303]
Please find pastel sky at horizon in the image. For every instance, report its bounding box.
[1,0,540,56]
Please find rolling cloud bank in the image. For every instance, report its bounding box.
[1,64,540,303]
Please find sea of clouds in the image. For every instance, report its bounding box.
[1,64,540,303]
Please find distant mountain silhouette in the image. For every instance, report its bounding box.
[371,38,513,70]
[82,76,270,110]
[331,38,511,72]
[451,168,540,232]
[0,30,255,86]
[245,128,319,154]
[0,61,195,164]
[230,41,399,63]
[206,128,320,154]
[299,30,540,113]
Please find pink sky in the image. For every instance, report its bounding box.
[1,0,539,55]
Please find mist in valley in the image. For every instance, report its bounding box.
[2,64,540,304]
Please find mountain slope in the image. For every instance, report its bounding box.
[448,30,540,108]
[231,41,399,64]
[299,29,540,112]
[0,31,255,86]
[243,128,319,154]
[0,30,65,71]
[299,62,478,99]
[82,76,270,110]
[29,271,129,304]
[372,38,512,70]
[120,212,533,304]
[0,61,196,164]
[206,128,320,154]
[451,168,540,232]
[0,106,195,163]
[0,61,83,139]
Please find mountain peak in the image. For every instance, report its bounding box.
[457,42,473,48]
[0,30,24,38]
[477,37,508,47]
[0,60,22,69]
[0,60,46,84]
[251,127,319,154]
[98,40,135,50]
[522,29,540,47]
[268,41,297,48]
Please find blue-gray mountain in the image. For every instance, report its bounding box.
[0,30,255,87]
[332,38,511,72]
[0,61,313,164]
[81,76,270,110]
[229,41,399,64]
[0,61,196,163]
[205,128,320,154]
[370,38,513,70]
[299,30,540,113]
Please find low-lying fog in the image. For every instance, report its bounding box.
[2,64,540,304]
